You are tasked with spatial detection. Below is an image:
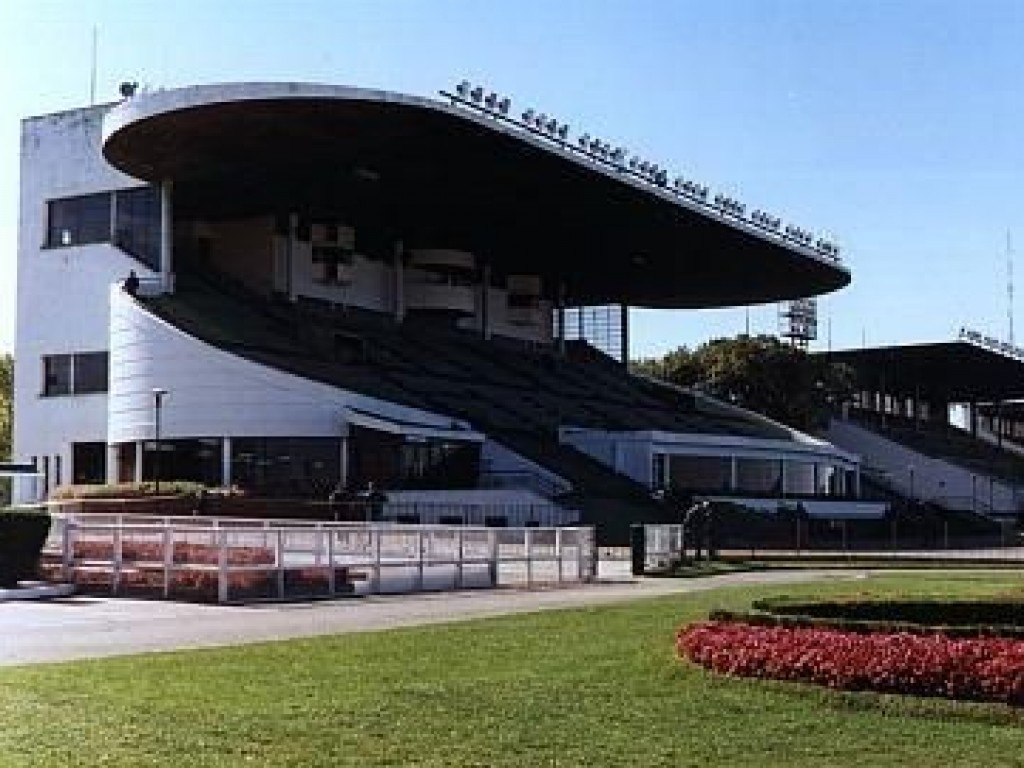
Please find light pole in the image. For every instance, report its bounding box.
[152,388,168,494]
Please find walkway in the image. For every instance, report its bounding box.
[0,567,865,666]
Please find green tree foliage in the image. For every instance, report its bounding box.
[0,353,11,460]
[633,335,853,432]
[0,353,11,504]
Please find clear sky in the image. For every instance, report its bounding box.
[2,0,1024,358]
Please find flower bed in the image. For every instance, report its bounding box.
[678,620,1024,706]
[72,539,274,566]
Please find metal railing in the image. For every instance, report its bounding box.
[634,521,1024,573]
[45,514,596,603]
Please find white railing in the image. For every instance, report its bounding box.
[45,515,596,603]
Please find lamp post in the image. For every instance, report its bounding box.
[152,388,168,494]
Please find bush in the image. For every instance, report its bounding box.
[706,597,1024,639]
[678,620,1024,706]
[50,481,209,501]
[0,508,51,587]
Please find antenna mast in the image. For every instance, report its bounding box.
[89,26,98,105]
[1008,230,1015,346]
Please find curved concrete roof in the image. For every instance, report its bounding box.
[103,82,850,308]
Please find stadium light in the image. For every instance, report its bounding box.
[498,97,511,115]
[470,86,484,103]
[485,92,498,109]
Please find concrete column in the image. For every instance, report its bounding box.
[339,435,349,490]
[286,213,298,302]
[394,241,405,323]
[480,263,492,340]
[106,444,118,484]
[134,441,143,484]
[160,180,174,291]
[221,436,232,489]
[555,282,566,354]
[619,303,630,366]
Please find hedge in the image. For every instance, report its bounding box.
[0,508,52,587]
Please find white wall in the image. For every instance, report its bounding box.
[14,105,157,500]
[108,287,467,445]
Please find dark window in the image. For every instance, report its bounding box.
[43,355,72,396]
[74,352,109,394]
[42,352,109,396]
[143,438,223,487]
[73,442,107,484]
[46,192,112,248]
[312,245,354,284]
[114,185,161,271]
[54,455,62,488]
[231,437,340,498]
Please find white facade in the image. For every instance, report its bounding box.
[15,104,157,498]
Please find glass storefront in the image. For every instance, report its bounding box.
[668,455,731,493]
[231,437,339,498]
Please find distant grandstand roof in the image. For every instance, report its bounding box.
[102,82,849,309]
[827,340,1024,402]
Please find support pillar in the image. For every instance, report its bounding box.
[221,437,232,489]
[160,180,174,292]
[134,441,143,484]
[106,444,118,485]
[394,241,405,323]
[480,263,491,340]
[619,303,629,366]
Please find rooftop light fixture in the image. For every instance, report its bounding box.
[498,97,511,114]
[470,86,484,102]
[456,80,471,98]
[484,92,498,109]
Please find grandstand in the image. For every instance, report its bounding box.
[826,338,1024,519]
[15,81,860,543]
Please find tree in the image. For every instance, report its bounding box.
[0,353,11,460]
[633,335,853,432]
[0,353,11,505]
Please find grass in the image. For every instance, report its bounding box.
[3,572,1024,766]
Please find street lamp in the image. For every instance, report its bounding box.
[152,388,168,494]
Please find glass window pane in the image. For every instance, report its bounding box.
[668,455,731,493]
[73,351,108,394]
[114,185,162,271]
[43,355,72,396]
[47,193,112,247]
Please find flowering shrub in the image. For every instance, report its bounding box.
[678,621,1024,706]
[73,540,274,565]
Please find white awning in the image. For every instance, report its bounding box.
[344,407,484,443]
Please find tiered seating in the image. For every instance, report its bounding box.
[141,273,810,541]
[850,410,1024,487]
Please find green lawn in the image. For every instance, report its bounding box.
[3,572,1024,767]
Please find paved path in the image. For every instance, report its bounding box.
[0,568,867,667]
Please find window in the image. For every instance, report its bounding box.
[74,352,109,394]
[46,192,112,248]
[73,442,107,484]
[46,186,162,271]
[114,185,161,270]
[42,352,109,396]
[43,355,72,396]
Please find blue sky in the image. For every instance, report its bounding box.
[2,0,1023,358]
